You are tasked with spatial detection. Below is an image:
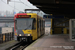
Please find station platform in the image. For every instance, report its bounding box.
[24,34,75,50]
[0,40,18,50]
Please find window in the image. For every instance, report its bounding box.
[16,18,33,30]
[37,19,39,28]
[32,19,36,29]
[39,20,41,28]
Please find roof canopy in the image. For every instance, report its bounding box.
[28,0,75,18]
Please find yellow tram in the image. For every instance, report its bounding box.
[14,13,45,42]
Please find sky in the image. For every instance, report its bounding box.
[0,0,38,13]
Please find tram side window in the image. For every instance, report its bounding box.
[32,19,36,29]
[39,20,41,28]
[37,19,39,28]
[42,20,43,28]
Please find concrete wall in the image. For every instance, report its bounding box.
[2,27,13,34]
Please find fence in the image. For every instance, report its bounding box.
[0,32,14,44]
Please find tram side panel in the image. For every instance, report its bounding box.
[43,20,45,35]
[42,20,45,35]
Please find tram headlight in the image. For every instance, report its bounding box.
[28,34,31,36]
[19,34,21,36]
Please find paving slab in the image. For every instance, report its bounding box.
[24,34,75,50]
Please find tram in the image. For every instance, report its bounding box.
[14,12,45,42]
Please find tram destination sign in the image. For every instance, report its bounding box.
[18,15,31,18]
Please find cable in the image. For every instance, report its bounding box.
[1,0,20,11]
[19,0,33,8]
[19,0,34,9]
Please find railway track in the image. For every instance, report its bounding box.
[14,44,28,50]
[9,42,31,50]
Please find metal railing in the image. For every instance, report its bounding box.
[0,32,14,44]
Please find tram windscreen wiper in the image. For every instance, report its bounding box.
[24,25,31,30]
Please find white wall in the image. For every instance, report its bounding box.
[2,27,13,34]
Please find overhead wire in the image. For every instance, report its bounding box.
[19,0,34,9]
[1,0,21,11]
[1,0,35,11]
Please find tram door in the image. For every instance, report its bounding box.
[69,19,75,41]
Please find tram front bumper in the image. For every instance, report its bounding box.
[17,36,32,42]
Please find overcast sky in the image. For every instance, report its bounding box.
[0,0,38,13]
